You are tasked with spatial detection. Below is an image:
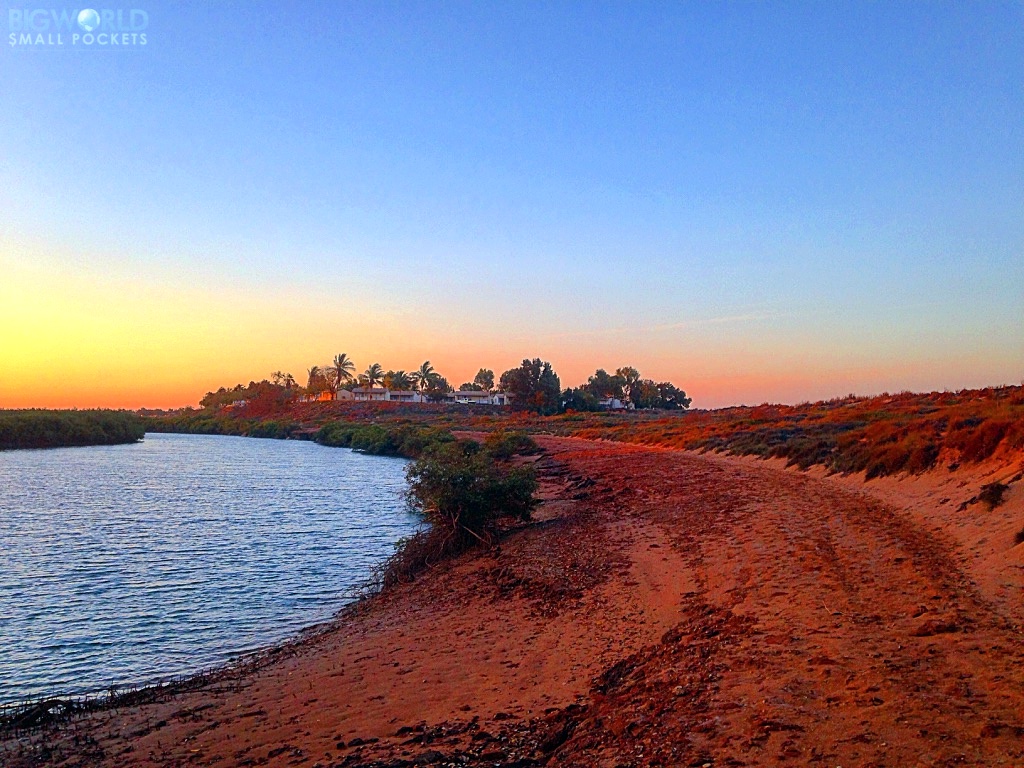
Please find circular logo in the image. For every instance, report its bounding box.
[77,8,101,32]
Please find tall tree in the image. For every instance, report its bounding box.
[412,360,438,393]
[473,368,495,392]
[272,370,299,391]
[586,369,625,400]
[656,381,691,410]
[384,370,412,390]
[424,375,454,402]
[306,366,330,393]
[615,366,641,405]
[631,379,692,410]
[561,386,601,412]
[360,363,385,389]
[332,353,356,390]
[499,358,561,415]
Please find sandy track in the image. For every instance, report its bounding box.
[6,437,1023,767]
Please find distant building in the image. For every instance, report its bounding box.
[447,390,513,406]
[352,387,389,401]
[386,390,423,403]
[451,390,493,405]
[351,388,425,402]
[297,387,511,406]
[599,397,628,410]
[296,390,352,403]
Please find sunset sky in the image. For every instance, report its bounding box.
[2,2,1021,409]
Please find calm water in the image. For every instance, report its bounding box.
[0,433,417,704]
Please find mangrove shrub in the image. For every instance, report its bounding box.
[0,410,145,451]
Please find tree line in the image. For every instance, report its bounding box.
[0,410,145,450]
[293,356,485,403]
[200,353,690,415]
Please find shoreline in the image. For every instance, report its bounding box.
[4,436,1023,766]
[0,609,348,732]
[0,433,417,724]
[0,435,545,733]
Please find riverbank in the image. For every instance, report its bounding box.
[6,435,1023,767]
[0,410,144,451]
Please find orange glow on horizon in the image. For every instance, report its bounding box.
[3,245,1019,412]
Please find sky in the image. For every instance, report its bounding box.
[1,1,1022,409]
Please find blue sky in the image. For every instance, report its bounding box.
[2,1,1021,408]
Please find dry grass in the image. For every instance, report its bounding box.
[546,386,1024,477]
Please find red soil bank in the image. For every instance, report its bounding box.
[6,437,1024,767]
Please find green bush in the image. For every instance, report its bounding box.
[145,412,245,436]
[248,420,298,439]
[483,430,540,460]
[0,410,145,450]
[378,439,539,588]
[406,440,538,538]
[314,422,454,457]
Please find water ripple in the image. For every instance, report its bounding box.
[0,433,417,704]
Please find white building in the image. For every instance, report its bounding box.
[320,387,512,406]
[448,390,513,406]
[386,389,423,403]
[351,387,390,401]
[351,388,424,403]
[451,390,493,405]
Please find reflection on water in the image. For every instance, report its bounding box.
[0,432,416,703]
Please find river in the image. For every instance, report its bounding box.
[0,432,417,704]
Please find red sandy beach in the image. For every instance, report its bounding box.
[5,435,1024,767]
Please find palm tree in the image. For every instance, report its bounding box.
[307,366,324,390]
[387,370,412,391]
[412,360,437,393]
[332,353,356,391]
[361,363,384,389]
[306,366,331,399]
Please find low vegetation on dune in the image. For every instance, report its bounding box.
[979,481,1010,510]
[0,410,145,451]
[551,386,1024,478]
